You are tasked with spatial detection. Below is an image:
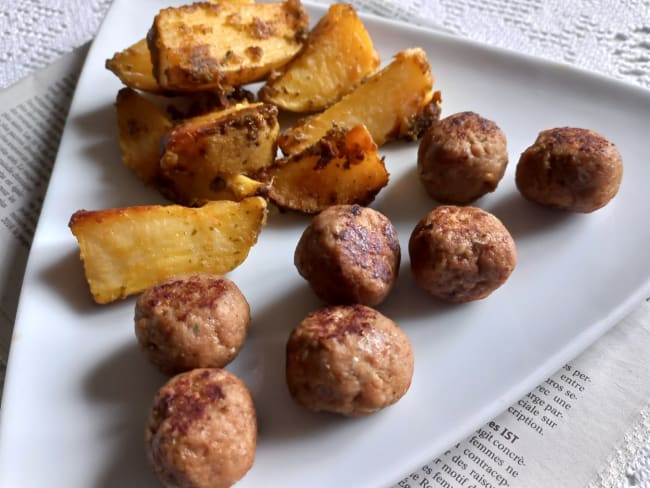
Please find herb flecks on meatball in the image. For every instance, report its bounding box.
[146,368,257,488]
[135,273,250,375]
[286,304,414,416]
[294,204,401,306]
[515,127,623,213]
[417,111,508,204]
[409,205,516,302]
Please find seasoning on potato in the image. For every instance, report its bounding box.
[146,368,257,488]
[417,111,508,204]
[515,127,623,213]
[408,205,516,302]
[294,204,400,306]
[286,304,414,416]
[259,124,389,213]
[259,3,380,112]
[69,197,267,304]
[135,274,250,375]
[147,0,309,92]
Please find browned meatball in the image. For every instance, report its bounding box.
[515,127,623,212]
[417,111,508,204]
[146,368,257,488]
[286,304,414,416]
[135,273,250,375]
[294,204,400,306]
[409,206,516,302]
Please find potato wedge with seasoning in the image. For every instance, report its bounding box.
[258,124,388,213]
[159,102,279,205]
[69,197,268,304]
[106,39,163,94]
[259,4,380,112]
[105,0,256,93]
[115,87,172,184]
[147,0,309,92]
[278,48,441,155]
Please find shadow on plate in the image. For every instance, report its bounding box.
[240,284,350,442]
[373,165,434,227]
[84,341,165,488]
[486,191,575,239]
[378,262,455,323]
[39,249,99,315]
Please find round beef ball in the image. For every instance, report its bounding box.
[286,304,414,416]
[135,273,250,375]
[417,111,508,204]
[515,127,623,212]
[294,204,400,306]
[409,206,516,302]
[146,368,257,488]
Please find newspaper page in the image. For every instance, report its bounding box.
[394,301,650,488]
[0,46,87,372]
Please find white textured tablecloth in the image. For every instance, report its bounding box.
[1,1,649,487]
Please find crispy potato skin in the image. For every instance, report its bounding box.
[259,4,380,112]
[105,0,256,93]
[258,124,389,213]
[278,48,439,155]
[159,102,279,205]
[69,197,267,304]
[106,39,163,94]
[115,89,274,205]
[147,0,309,92]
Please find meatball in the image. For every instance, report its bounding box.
[409,206,516,302]
[135,273,250,375]
[286,304,414,416]
[515,127,623,212]
[146,368,256,488]
[294,204,400,306]
[417,111,508,204]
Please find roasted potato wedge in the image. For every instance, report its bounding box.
[106,39,163,94]
[258,124,388,213]
[259,4,380,112]
[115,87,172,184]
[159,102,279,205]
[278,48,440,155]
[106,0,256,93]
[147,0,309,92]
[69,197,268,304]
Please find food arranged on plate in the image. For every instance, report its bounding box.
[64,0,624,485]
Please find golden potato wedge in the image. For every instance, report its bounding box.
[105,0,256,93]
[106,39,163,94]
[159,102,279,205]
[147,0,309,92]
[115,87,172,184]
[69,197,268,304]
[278,48,440,155]
[258,124,388,213]
[259,4,380,112]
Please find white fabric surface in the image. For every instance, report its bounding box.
[1,0,650,486]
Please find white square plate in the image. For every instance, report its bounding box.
[1,1,650,487]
